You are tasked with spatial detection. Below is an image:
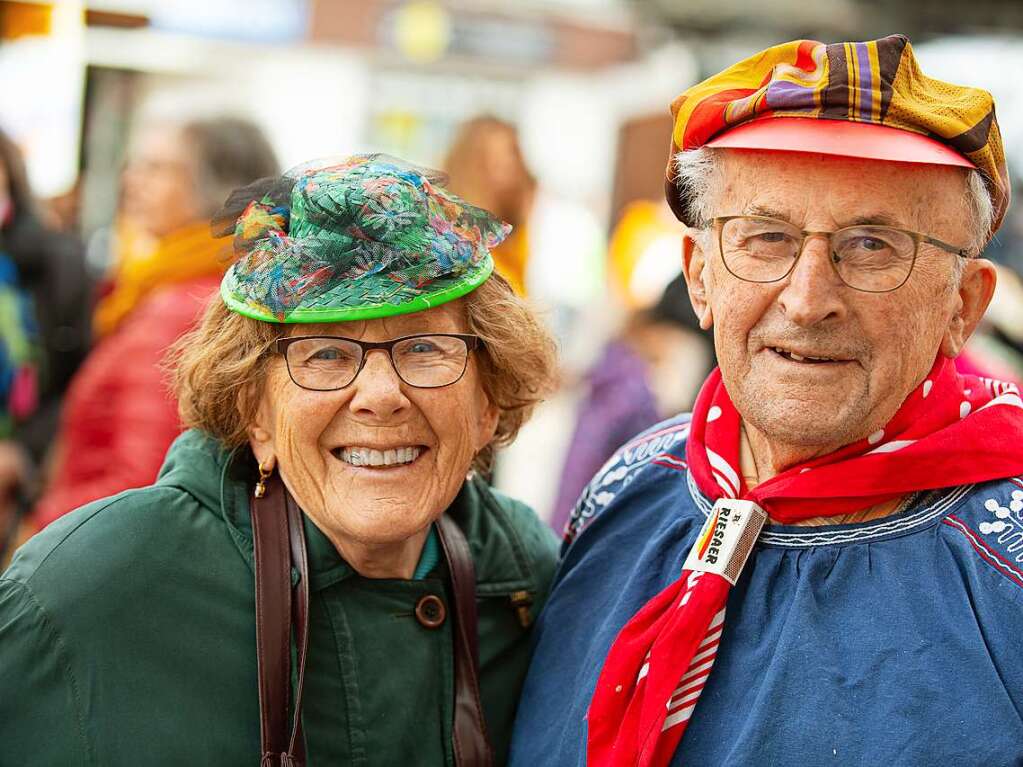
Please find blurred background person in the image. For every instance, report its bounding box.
[0,127,90,562]
[443,115,537,296]
[549,202,715,534]
[31,116,278,529]
[443,113,610,516]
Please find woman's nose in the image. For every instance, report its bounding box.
[347,350,411,420]
[776,235,847,327]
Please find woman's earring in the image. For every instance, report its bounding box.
[254,461,273,498]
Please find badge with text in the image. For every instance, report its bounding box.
[683,499,767,584]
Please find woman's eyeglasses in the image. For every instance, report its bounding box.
[275,333,480,391]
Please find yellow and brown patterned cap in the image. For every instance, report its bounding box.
[665,34,1009,238]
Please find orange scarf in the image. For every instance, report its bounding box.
[94,221,228,338]
[491,222,529,296]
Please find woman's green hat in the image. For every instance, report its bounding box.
[215,154,511,323]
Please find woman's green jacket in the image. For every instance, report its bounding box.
[0,430,559,766]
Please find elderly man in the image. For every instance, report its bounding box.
[510,35,1023,767]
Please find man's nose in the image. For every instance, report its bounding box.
[776,235,847,327]
[347,350,411,420]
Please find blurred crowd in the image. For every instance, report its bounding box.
[3,106,1023,566]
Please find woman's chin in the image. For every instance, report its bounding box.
[318,484,452,546]
[325,507,436,548]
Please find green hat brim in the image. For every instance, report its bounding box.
[220,255,494,324]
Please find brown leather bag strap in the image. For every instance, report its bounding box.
[252,472,309,767]
[436,513,493,767]
[284,490,309,763]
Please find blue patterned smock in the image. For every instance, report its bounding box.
[510,414,1023,767]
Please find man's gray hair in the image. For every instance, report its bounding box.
[674,147,994,278]
[963,169,995,254]
[181,117,280,218]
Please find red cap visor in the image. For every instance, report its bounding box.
[706,116,975,169]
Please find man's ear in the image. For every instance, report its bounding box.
[941,258,997,359]
[683,229,713,330]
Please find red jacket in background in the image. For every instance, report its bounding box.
[32,276,220,528]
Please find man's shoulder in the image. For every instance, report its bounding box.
[563,413,696,546]
[5,484,215,608]
[938,475,1023,601]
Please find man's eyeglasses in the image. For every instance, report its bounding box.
[710,215,973,293]
[276,333,481,391]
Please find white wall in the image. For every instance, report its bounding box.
[87,28,371,172]
[0,1,86,197]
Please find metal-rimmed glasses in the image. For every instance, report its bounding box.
[711,215,973,293]
[276,333,481,391]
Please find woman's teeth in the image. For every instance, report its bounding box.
[337,446,422,467]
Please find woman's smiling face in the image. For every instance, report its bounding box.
[248,299,498,554]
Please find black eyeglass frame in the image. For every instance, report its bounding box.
[709,214,974,294]
[275,333,482,391]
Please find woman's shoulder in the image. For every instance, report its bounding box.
[455,478,559,602]
[485,482,559,564]
[4,482,223,615]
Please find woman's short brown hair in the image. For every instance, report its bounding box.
[170,272,558,474]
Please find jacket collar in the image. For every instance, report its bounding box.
[155,430,537,594]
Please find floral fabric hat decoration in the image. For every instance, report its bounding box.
[216,154,511,323]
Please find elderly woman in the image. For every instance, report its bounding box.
[0,155,558,766]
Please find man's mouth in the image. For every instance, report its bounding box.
[331,446,426,468]
[769,346,850,364]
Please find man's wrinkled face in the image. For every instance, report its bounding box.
[686,150,983,455]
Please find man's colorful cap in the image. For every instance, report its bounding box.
[217,154,511,323]
[664,34,1009,236]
